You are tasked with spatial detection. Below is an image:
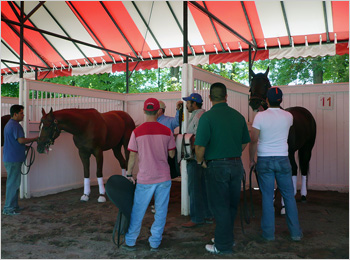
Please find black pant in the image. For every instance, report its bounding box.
[205,159,243,252]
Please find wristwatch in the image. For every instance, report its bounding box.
[126,174,132,177]
[197,161,205,166]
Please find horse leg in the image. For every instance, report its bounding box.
[94,149,106,203]
[112,142,127,177]
[79,150,91,202]
[298,144,313,202]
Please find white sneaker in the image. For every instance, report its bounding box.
[80,194,89,202]
[281,206,286,215]
[205,244,221,254]
[97,195,106,203]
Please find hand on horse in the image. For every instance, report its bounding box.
[126,176,135,184]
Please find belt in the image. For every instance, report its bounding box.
[207,157,240,163]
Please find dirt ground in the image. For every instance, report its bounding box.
[1,177,349,259]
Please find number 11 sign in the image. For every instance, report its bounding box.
[318,94,334,110]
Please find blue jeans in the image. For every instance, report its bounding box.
[256,156,302,240]
[3,162,22,213]
[187,160,212,223]
[205,160,243,252]
[125,180,171,249]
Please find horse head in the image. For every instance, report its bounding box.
[249,67,271,111]
[37,108,61,154]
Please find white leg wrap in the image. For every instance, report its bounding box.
[281,197,285,207]
[292,176,298,196]
[98,177,105,195]
[122,169,126,177]
[81,178,90,201]
[84,178,91,195]
[301,175,307,196]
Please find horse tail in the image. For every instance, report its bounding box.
[298,110,316,177]
[113,111,136,170]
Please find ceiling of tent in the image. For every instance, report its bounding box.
[1,1,349,83]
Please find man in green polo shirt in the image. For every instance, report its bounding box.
[195,82,250,255]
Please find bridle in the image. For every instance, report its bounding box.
[249,75,271,111]
[39,117,61,149]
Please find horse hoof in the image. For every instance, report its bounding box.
[281,207,286,215]
[80,194,89,202]
[301,196,307,203]
[98,195,106,203]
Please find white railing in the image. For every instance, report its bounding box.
[1,97,18,116]
[24,80,125,122]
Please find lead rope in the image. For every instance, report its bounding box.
[21,141,35,175]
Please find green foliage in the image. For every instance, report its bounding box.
[198,54,349,86]
[1,54,348,98]
[40,67,182,93]
[1,82,19,97]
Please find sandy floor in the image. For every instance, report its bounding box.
[1,178,349,259]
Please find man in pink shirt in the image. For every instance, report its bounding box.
[123,98,176,252]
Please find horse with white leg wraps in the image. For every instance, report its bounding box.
[37,108,135,202]
[249,68,316,214]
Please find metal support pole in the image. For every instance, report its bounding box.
[248,45,252,85]
[126,59,129,94]
[19,1,29,199]
[183,1,188,64]
[181,1,190,216]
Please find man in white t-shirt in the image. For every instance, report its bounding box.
[123,98,176,252]
[249,87,302,242]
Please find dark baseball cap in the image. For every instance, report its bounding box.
[182,93,203,103]
[144,98,160,111]
[267,87,283,102]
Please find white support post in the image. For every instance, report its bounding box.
[23,80,30,198]
[19,78,30,199]
[180,64,194,216]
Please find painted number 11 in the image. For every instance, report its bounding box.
[318,95,334,110]
[321,97,331,107]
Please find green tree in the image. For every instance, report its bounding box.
[1,83,19,97]
[1,54,348,97]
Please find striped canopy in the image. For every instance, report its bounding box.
[1,1,349,83]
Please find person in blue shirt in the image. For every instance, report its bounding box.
[157,100,182,133]
[3,105,38,216]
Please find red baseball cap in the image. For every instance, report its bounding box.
[144,98,160,111]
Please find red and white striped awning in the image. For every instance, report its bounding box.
[1,1,349,83]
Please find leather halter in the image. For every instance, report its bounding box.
[39,117,61,148]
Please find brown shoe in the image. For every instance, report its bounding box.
[182,221,203,228]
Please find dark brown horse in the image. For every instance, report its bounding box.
[1,115,11,146]
[249,68,316,207]
[37,108,135,202]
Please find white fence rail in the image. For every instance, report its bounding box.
[1,97,18,116]
[25,80,125,122]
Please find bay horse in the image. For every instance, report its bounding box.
[249,67,316,213]
[1,115,11,146]
[37,108,135,203]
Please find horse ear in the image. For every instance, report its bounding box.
[49,107,53,114]
[250,68,256,77]
[42,108,46,116]
[264,67,270,76]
